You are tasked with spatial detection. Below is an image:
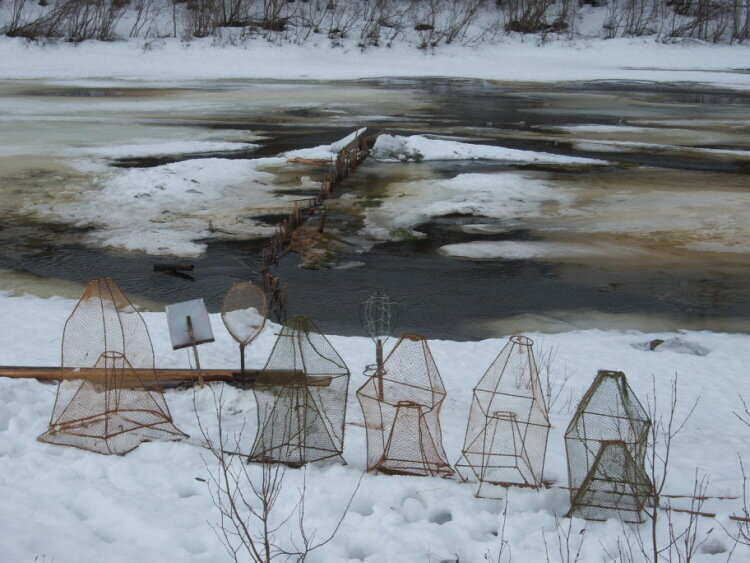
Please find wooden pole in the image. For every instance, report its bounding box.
[187,315,204,388]
[318,208,327,233]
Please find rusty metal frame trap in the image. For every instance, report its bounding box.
[565,370,652,522]
[248,316,350,466]
[456,335,551,497]
[38,278,187,455]
[357,333,453,477]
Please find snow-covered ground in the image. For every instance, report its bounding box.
[1,291,749,562]
[2,24,750,562]
[2,36,750,89]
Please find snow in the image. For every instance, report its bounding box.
[222,307,267,345]
[361,171,574,240]
[67,140,260,160]
[438,240,607,260]
[14,129,365,256]
[2,19,750,561]
[632,337,711,356]
[572,139,750,159]
[1,37,750,91]
[0,291,749,561]
[28,156,291,256]
[284,127,368,160]
[371,134,606,164]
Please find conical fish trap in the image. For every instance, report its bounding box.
[357,333,453,477]
[456,335,550,496]
[248,316,350,466]
[565,370,651,521]
[38,278,187,455]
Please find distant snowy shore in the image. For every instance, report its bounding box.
[2,36,750,90]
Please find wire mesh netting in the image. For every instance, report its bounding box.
[359,290,398,399]
[360,291,398,343]
[565,370,652,522]
[221,281,268,347]
[357,333,453,477]
[221,280,268,374]
[456,335,550,496]
[38,278,187,455]
[248,316,350,466]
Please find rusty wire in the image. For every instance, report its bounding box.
[565,370,652,522]
[38,278,187,455]
[357,333,453,477]
[248,316,350,466]
[456,335,550,497]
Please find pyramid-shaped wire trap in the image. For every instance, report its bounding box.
[248,316,350,466]
[456,335,550,496]
[565,370,652,522]
[38,278,187,455]
[357,333,453,477]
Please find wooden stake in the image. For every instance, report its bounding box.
[187,315,204,388]
[318,208,327,233]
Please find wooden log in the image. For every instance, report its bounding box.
[286,157,331,166]
[153,263,194,272]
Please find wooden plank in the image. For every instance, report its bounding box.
[0,366,235,383]
[254,370,332,387]
[0,366,335,389]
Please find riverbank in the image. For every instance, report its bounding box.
[2,35,750,89]
[0,290,748,561]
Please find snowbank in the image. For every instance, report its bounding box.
[438,240,606,260]
[16,130,364,257]
[31,156,290,256]
[284,127,368,160]
[1,37,750,90]
[371,134,605,164]
[0,291,748,561]
[361,171,573,240]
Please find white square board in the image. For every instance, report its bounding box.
[165,298,215,350]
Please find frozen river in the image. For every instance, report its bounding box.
[0,78,749,339]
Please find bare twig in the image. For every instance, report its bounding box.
[194,384,360,562]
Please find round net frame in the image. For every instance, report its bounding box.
[359,290,398,401]
[564,370,652,522]
[220,281,269,374]
[359,290,398,344]
[38,278,187,455]
[248,316,350,466]
[356,333,453,477]
[456,335,551,497]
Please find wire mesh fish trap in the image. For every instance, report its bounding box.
[357,333,453,477]
[248,316,350,466]
[565,370,652,522]
[38,278,187,455]
[456,335,550,496]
